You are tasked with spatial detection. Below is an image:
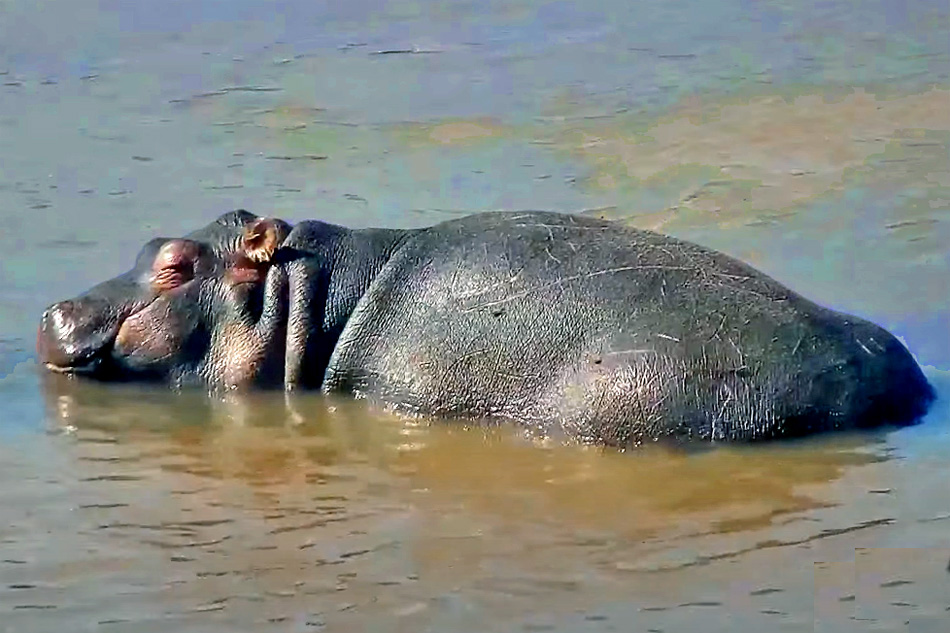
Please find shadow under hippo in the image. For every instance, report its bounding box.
[37,210,934,446]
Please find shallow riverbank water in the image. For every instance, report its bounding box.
[1,1,948,631]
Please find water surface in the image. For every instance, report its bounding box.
[1,1,949,631]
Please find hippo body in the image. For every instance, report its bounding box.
[38,210,934,445]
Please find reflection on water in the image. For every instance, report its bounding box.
[39,373,883,531]
[0,374,941,631]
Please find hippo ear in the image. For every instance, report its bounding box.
[242,218,291,263]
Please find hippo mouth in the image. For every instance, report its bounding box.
[45,355,105,375]
[40,328,119,377]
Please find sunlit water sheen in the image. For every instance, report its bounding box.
[2,1,949,631]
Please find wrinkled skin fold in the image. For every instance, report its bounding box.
[37,210,935,445]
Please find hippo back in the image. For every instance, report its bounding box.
[323,211,932,444]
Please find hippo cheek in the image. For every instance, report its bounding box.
[210,322,268,389]
[113,300,193,374]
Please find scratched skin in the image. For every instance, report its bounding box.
[38,211,933,445]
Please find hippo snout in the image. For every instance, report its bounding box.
[37,299,119,372]
[38,301,81,367]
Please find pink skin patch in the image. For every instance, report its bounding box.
[225,252,266,286]
[226,265,263,285]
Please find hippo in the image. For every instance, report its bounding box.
[37,210,934,445]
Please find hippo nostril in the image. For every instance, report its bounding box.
[41,304,61,335]
[44,301,77,337]
[49,300,74,318]
[39,303,69,362]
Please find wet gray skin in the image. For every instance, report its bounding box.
[37,210,934,445]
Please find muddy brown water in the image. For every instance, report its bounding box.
[2,1,949,631]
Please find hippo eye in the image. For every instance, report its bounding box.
[151,239,199,292]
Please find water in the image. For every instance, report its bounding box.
[1,1,949,630]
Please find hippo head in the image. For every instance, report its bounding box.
[37,211,292,388]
